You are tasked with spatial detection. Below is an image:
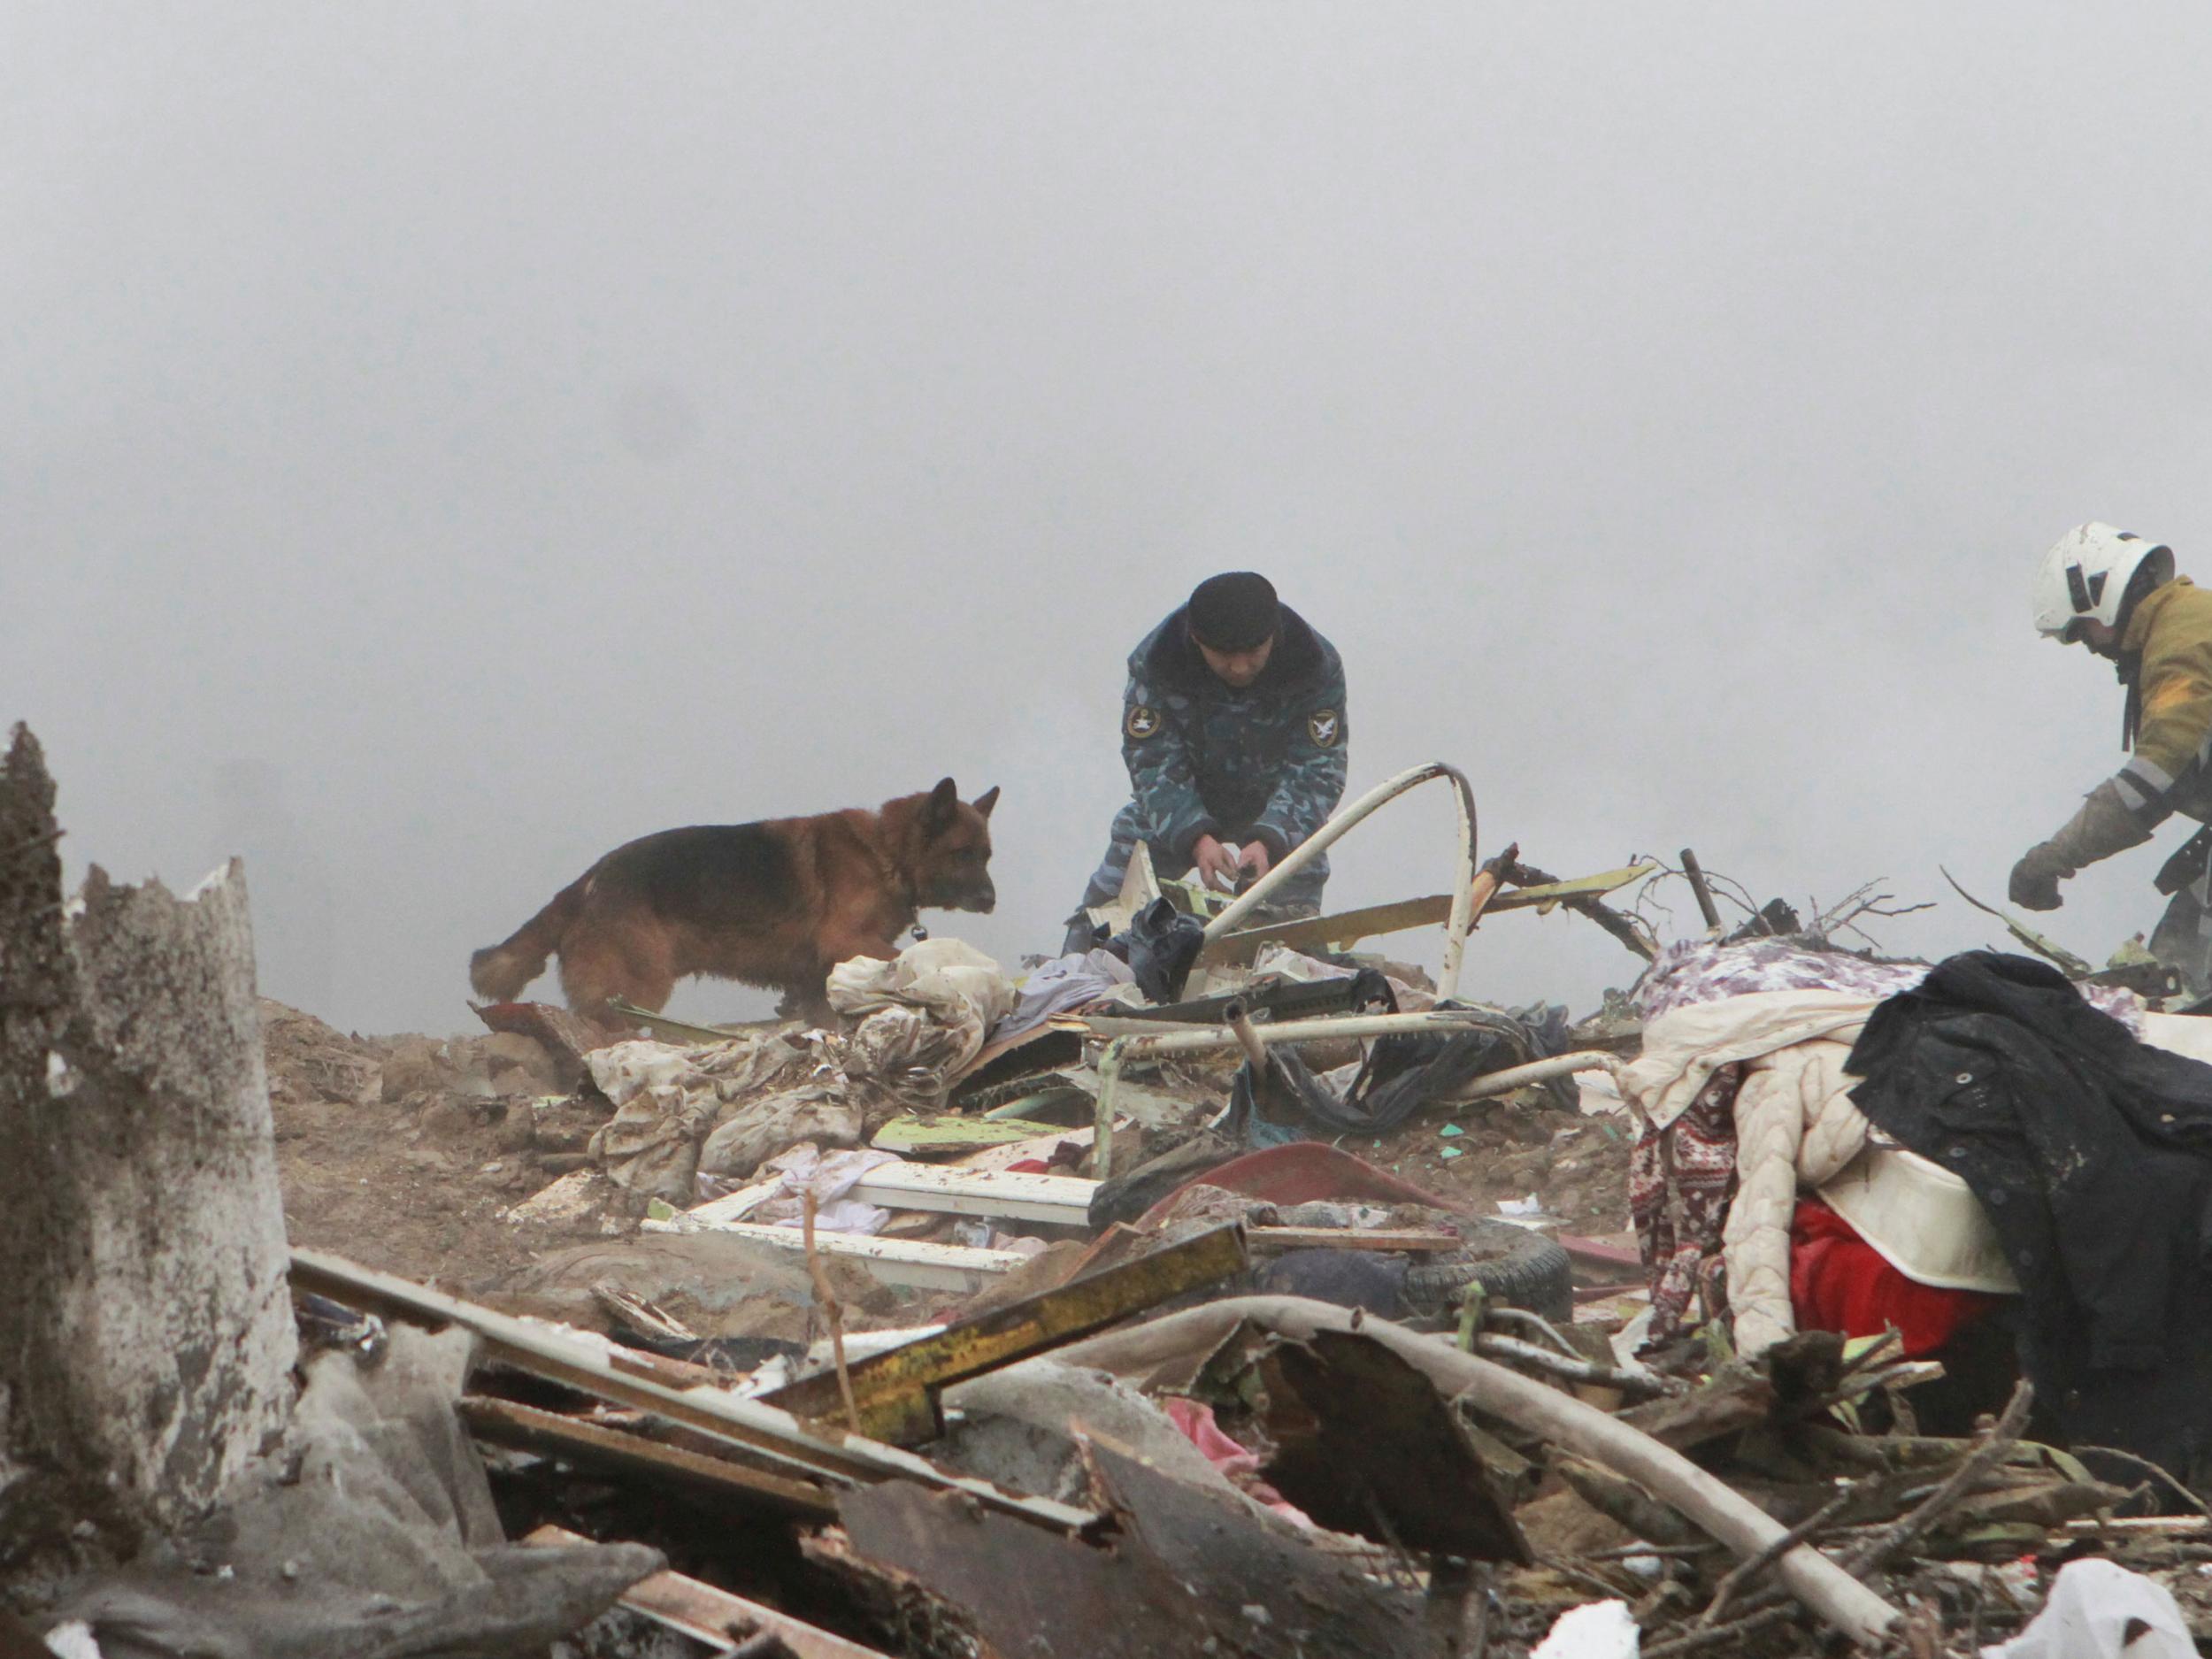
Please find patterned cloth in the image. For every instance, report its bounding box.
[1633,940,1932,1019]
[1632,937,2144,1031]
[1630,1062,1743,1348]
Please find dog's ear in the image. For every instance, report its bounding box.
[928,777,960,824]
[972,786,1000,819]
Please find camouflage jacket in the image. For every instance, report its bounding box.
[1119,602,1348,861]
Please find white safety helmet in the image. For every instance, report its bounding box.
[2031,522,2173,641]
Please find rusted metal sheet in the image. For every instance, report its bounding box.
[460,1396,835,1519]
[288,1247,1096,1533]
[826,1442,1449,1659]
[1259,1329,1531,1563]
[762,1224,1248,1445]
[524,1525,890,1659]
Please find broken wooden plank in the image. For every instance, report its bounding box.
[525,1524,891,1659]
[684,1161,1099,1231]
[472,999,614,1082]
[639,1217,1025,1292]
[1498,856,1661,963]
[1246,1225,1460,1254]
[848,1163,1096,1225]
[871,1115,1070,1157]
[761,1224,1248,1445]
[288,1248,1094,1532]
[685,1180,779,1226]
[1557,1233,1644,1271]
[1489,864,1661,912]
[463,1397,834,1518]
[605,1343,730,1391]
[1197,864,1657,964]
[1615,1363,1778,1451]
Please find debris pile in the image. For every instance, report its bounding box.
[19,728,2212,1657]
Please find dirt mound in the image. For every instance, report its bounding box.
[264,1000,625,1294]
[1379,1092,1631,1233]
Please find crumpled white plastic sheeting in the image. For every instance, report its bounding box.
[828,938,1017,1094]
[1530,1598,1639,1659]
[1984,1557,2195,1659]
[583,1031,825,1200]
[751,1142,902,1235]
[587,1030,820,1110]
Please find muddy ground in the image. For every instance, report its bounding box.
[265,1000,627,1294]
[264,998,1636,1304]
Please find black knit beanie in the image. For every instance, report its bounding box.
[1187,572,1280,651]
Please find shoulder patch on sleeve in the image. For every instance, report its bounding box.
[1125,704,1162,741]
[1307,708,1342,748]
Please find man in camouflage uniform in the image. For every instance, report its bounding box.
[1066,572,1348,951]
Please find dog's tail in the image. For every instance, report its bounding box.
[469,871,594,1002]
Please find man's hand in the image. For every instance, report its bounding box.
[2008,844,2070,911]
[1191,834,1240,893]
[1235,841,1272,883]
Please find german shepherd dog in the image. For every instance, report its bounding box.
[469,779,1000,1022]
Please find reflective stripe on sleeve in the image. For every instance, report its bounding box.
[2116,756,2177,824]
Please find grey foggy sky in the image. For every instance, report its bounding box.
[9,4,2212,1033]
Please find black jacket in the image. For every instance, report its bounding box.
[1846,952,2212,1485]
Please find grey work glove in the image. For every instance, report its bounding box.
[2008,844,2070,910]
[2009,780,2154,911]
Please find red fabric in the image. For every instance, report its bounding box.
[1788,1198,2001,1357]
[1162,1397,1314,1528]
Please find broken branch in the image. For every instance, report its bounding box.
[1842,1381,2034,1577]
[1697,1485,1854,1627]
[801,1193,861,1434]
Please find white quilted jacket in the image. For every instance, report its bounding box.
[1621,991,1882,1356]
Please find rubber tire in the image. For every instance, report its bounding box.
[1400,1218,1573,1323]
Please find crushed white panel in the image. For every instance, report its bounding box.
[642,1215,1021,1292]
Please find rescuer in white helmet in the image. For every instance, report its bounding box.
[2016,522,2212,987]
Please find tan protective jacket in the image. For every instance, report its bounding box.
[2113,576,2212,826]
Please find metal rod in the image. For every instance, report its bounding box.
[1199,762,1480,1000]
[1436,1050,1621,1102]
[1680,848,1723,933]
[1088,1017,1618,1128]
[1222,1001,1271,1071]
[1096,1007,1514,1059]
[1093,1040,1126,1179]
